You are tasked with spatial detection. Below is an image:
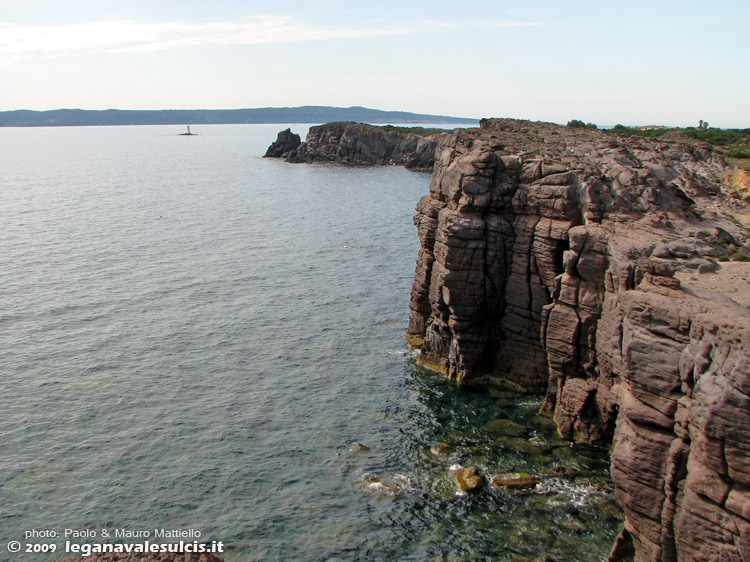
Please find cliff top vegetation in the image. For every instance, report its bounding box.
[568,120,750,170]
[377,125,449,137]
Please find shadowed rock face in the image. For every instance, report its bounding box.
[264,128,301,158]
[268,122,440,170]
[407,118,750,561]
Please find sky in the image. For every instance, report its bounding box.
[0,0,748,127]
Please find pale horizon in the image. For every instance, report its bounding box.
[1,0,748,129]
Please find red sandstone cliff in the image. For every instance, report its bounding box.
[407,118,750,561]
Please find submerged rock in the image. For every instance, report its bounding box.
[484,418,527,436]
[494,436,551,456]
[348,442,371,453]
[354,473,410,497]
[491,472,538,490]
[430,443,457,458]
[444,430,482,446]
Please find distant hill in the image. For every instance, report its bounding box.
[0,106,478,127]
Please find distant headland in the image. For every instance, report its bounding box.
[0,106,478,128]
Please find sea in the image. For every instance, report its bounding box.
[0,124,623,562]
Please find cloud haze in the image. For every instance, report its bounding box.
[0,16,540,63]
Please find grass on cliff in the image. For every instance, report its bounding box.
[608,124,750,145]
[378,125,448,136]
[609,125,750,170]
[726,157,750,171]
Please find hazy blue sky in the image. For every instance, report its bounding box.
[1,0,748,127]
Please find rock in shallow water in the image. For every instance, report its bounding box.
[455,466,484,492]
[491,472,538,490]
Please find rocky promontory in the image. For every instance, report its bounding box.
[265,122,441,170]
[406,118,750,561]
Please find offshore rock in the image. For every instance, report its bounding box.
[272,122,440,170]
[263,127,301,157]
[407,118,750,561]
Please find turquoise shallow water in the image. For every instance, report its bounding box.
[0,124,622,561]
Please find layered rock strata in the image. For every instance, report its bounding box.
[406,118,750,561]
[266,122,440,170]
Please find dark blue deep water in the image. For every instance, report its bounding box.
[0,125,622,561]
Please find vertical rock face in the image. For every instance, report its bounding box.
[407,118,750,561]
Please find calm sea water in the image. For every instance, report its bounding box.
[0,124,622,561]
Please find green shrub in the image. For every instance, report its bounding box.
[379,125,445,136]
[607,125,674,138]
[567,120,597,129]
[724,147,750,159]
[685,128,750,146]
[731,250,750,262]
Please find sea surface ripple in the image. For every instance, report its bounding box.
[0,124,621,561]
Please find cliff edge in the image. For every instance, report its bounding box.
[265,122,441,170]
[407,118,750,561]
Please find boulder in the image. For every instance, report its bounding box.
[455,466,484,492]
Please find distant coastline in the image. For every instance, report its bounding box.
[0,105,478,128]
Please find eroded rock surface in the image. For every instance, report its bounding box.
[267,122,440,170]
[407,118,750,561]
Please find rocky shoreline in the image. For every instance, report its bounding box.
[405,118,749,561]
[266,119,750,561]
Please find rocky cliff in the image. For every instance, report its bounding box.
[266,122,440,170]
[406,118,750,561]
